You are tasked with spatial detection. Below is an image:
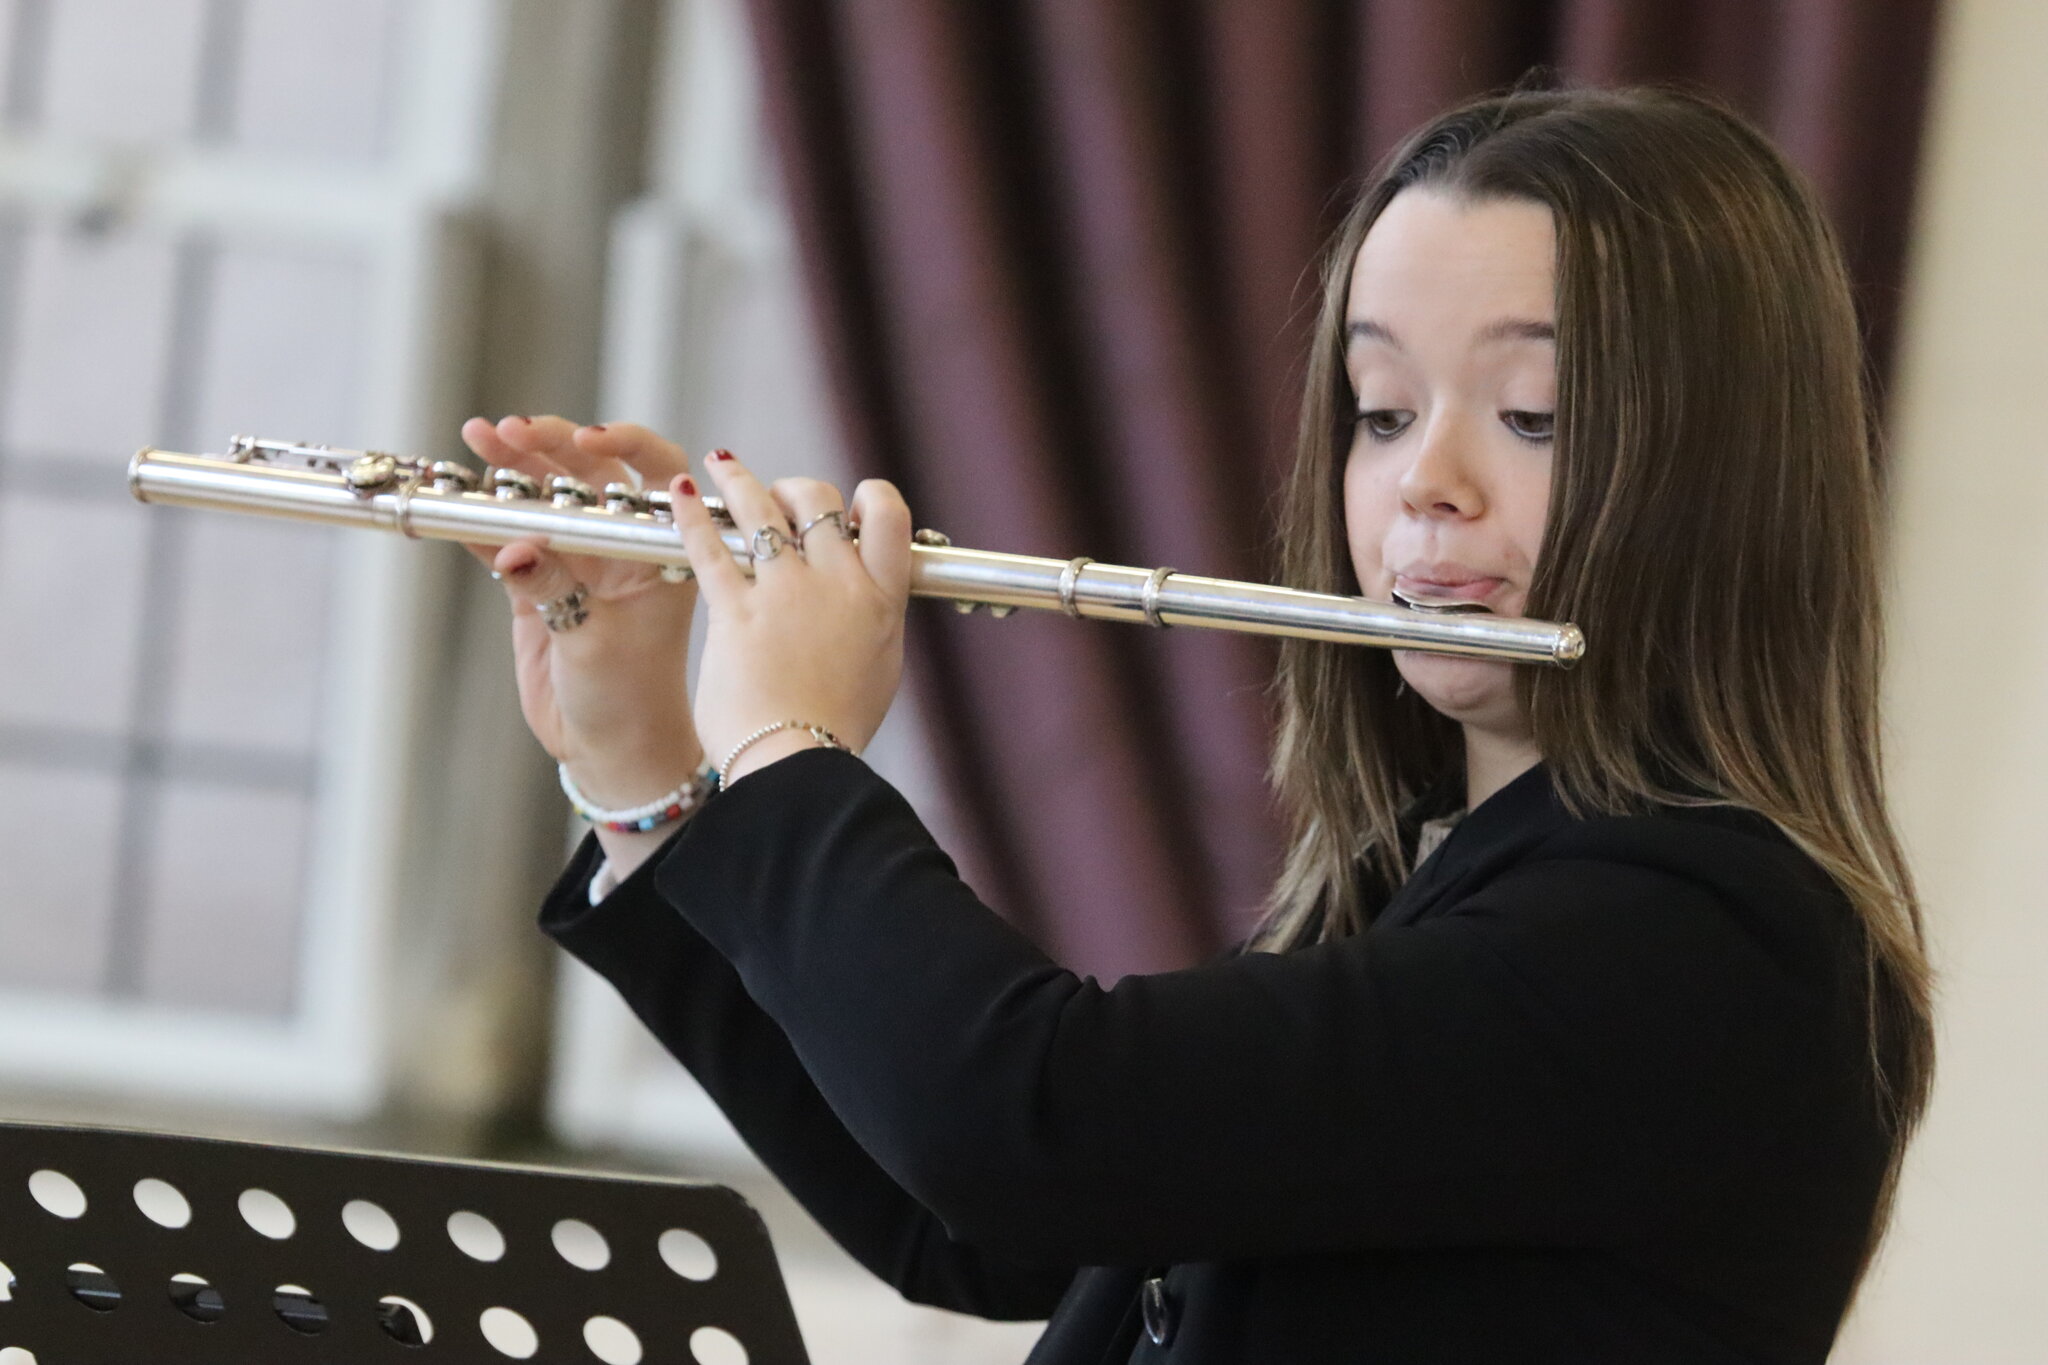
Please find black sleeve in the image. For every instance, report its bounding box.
[540,832,1078,1319]
[655,748,1833,1267]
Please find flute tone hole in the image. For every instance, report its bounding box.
[479,1305,538,1358]
[238,1188,296,1239]
[64,1263,119,1312]
[28,1170,85,1220]
[690,1325,748,1365]
[133,1177,192,1229]
[343,1198,401,1251]
[378,1295,434,1346]
[584,1314,644,1365]
[169,1272,225,1323]
[659,1227,717,1281]
[273,1284,328,1335]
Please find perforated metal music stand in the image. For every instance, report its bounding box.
[0,1119,810,1363]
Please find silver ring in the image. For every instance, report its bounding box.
[1058,557,1094,618]
[1142,566,1175,629]
[796,509,850,549]
[538,585,590,633]
[393,470,425,539]
[750,523,791,562]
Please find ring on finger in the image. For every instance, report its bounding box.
[750,522,792,563]
[796,509,851,549]
[539,584,591,633]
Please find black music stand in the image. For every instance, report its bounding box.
[0,1119,810,1364]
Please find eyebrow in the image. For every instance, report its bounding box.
[1345,317,1556,349]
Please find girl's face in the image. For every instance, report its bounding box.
[1342,188,1557,739]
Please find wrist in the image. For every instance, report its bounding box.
[719,729,827,786]
[563,739,706,810]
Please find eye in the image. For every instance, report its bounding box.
[1354,409,1414,442]
[1501,409,1555,443]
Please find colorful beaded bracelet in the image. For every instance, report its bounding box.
[558,762,719,834]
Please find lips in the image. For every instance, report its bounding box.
[1392,565,1504,604]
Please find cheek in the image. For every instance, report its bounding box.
[1341,450,1397,584]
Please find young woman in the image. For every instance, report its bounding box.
[462,87,1932,1363]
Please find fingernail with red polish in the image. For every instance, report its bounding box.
[507,561,536,577]
[516,415,533,425]
[678,477,697,496]
[709,448,734,462]
[586,424,607,433]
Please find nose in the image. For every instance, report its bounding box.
[1396,414,1484,519]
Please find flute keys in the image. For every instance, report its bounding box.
[429,460,480,492]
[344,453,400,493]
[603,482,650,514]
[548,475,598,508]
[490,468,540,500]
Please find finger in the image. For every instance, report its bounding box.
[769,476,857,567]
[491,539,587,621]
[578,422,689,489]
[464,415,565,480]
[700,448,792,535]
[850,479,913,602]
[667,473,749,603]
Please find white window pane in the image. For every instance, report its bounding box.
[136,782,308,1017]
[157,512,334,753]
[3,224,180,462]
[0,494,149,730]
[232,0,400,163]
[0,766,122,993]
[40,0,209,143]
[191,240,369,446]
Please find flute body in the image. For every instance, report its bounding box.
[128,439,1585,667]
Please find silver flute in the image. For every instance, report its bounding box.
[128,437,1585,667]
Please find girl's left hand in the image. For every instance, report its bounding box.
[672,449,915,784]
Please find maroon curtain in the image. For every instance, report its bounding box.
[741,0,1941,978]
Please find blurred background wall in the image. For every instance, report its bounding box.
[0,1,2038,1361]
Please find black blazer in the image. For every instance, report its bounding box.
[541,751,1890,1364]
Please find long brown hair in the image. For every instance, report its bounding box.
[1258,86,1932,1275]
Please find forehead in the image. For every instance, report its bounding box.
[1345,189,1556,329]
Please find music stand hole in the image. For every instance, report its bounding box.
[134,1178,192,1229]
[584,1315,643,1365]
[28,1170,85,1220]
[448,1210,506,1262]
[0,1259,14,1301]
[659,1227,718,1281]
[551,1217,610,1270]
[273,1284,328,1335]
[238,1188,296,1239]
[0,1348,38,1364]
[378,1295,434,1346]
[479,1306,538,1358]
[690,1325,748,1365]
[169,1272,225,1323]
[64,1263,120,1312]
[343,1198,401,1250]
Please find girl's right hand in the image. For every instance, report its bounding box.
[458,416,706,812]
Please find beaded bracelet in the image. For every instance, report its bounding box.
[558,762,720,834]
[716,720,852,785]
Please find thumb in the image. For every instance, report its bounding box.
[492,540,586,620]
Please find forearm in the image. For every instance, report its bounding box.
[544,836,1074,1317]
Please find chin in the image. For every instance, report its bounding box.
[1394,652,1520,728]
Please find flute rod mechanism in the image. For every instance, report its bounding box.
[128,438,1585,668]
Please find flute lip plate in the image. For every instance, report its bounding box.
[1389,586,1494,616]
